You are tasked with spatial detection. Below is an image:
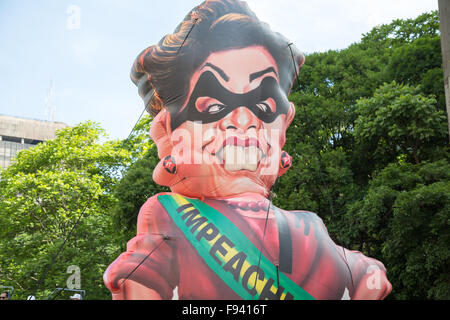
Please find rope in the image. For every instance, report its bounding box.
[31,13,200,299]
[31,104,149,298]
[31,188,99,297]
[252,184,276,299]
[177,18,198,54]
[104,22,201,292]
[118,237,167,289]
[287,43,354,292]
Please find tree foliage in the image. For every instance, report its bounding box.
[0,122,129,300]
[111,144,169,245]
[1,11,448,300]
[346,161,450,299]
[355,81,447,167]
[274,10,449,299]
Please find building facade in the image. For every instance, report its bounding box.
[0,115,67,169]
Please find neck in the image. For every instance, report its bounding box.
[210,191,269,201]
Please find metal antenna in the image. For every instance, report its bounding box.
[44,79,56,121]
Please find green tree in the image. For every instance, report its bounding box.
[0,122,129,300]
[111,145,169,245]
[387,36,445,109]
[359,11,440,48]
[120,114,153,161]
[345,160,450,299]
[355,81,448,168]
[277,10,449,300]
[109,113,170,244]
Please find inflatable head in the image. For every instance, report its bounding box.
[131,0,304,198]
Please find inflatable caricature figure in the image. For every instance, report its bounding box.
[104,0,392,300]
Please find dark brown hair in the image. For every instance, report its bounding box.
[131,0,304,117]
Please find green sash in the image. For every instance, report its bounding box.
[158,194,315,300]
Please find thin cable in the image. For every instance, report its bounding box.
[289,43,336,216]
[98,24,201,292]
[276,264,280,291]
[33,17,199,296]
[287,43,301,89]
[124,106,148,143]
[287,43,354,292]
[177,18,198,54]
[75,178,190,292]
[31,187,99,297]
[252,185,276,299]
[47,288,63,301]
[31,106,149,298]
[340,243,354,292]
[118,237,167,288]
[114,171,256,290]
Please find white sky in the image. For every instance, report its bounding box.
[0,0,439,141]
[246,0,439,53]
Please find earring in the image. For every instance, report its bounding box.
[163,155,177,174]
[280,151,292,169]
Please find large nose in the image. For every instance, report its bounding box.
[219,107,261,131]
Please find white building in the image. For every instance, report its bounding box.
[0,115,67,169]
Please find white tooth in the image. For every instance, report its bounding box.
[243,156,257,171]
[236,146,245,167]
[247,146,258,165]
[216,148,223,164]
[224,146,236,165]
[224,146,240,171]
[244,147,249,164]
[245,162,257,171]
[222,146,229,164]
[223,145,262,171]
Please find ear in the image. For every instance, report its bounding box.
[286,102,296,127]
[149,109,172,159]
[277,151,292,178]
[150,109,181,188]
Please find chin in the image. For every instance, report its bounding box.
[171,164,275,198]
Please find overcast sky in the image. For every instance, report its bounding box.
[0,0,439,141]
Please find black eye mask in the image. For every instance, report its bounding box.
[169,71,290,130]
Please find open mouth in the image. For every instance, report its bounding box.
[213,136,267,172]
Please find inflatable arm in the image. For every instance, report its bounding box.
[104,195,178,300]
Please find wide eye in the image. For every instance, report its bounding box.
[256,102,270,113]
[206,103,226,114]
[256,98,276,113]
[195,97,226,114]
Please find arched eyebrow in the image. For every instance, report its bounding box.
[201,63,230,82]
[249,67,278,83]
